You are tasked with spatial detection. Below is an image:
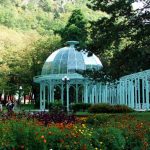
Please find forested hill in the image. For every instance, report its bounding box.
[0,0,100,34]
[0,0,102,93]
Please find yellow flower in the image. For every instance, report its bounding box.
[82,124,86,128]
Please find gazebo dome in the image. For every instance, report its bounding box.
[42,41,102,75]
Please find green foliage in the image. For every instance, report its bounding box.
[88,0,150,79]
[71,103,92,112]
[0,119,94,150]
[92,127,126,150]
[88,103,134,113]
[59,9,88,47]
[0,26,40,94]
[111,104,134,113]
[48,101,63,113]
[0,0,102,95]
[86,114,110,125]
[0,0,98,35]
[30,35,62,76]
[0,112,150,149]
[88,103,111,113]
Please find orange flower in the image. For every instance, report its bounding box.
[82,144,87,150]
[41,135,44,139]
[59,139,64,143]
[144,141,148,147]
[43,139,47,143]
[48,131,52,135]
[20,145,24,149]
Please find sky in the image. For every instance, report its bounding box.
[132,1,144,10]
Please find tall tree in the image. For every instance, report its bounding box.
[59,9,88,47]
[88,0,150,79]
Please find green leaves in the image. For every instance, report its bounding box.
[59,9,88,48]
[88,0,150,79]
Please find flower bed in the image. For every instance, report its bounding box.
[0,112,150,149]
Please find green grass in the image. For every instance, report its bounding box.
[129,111,150,122]
[75,111,150,122]
[75,111,91,116]
[19,104,35,110]
[2,104,35,113]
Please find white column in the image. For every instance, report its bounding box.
[134,78,138,109]
[76,84,78,103]
[66,83,69,112]
[138,78,141,109]
[142,77,145,109]
[105,84,108,103]
[52,85,54,103]
[125,79,128,105]
[99,84,102,103]
[122,81,125,105]
[84,83,88,103]
[61,84,64,105]
[43,84,46,109]
[49,83,52,103]
[145,76,149,110]
[131,79,135,109]
[40,83,45,110]
[127,80,131,107]
[92,86,94,104]
[40,83,43,110]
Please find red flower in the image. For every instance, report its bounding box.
[43,139,47,143]
[59,139,64,143]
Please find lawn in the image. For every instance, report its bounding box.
[130,111,150,122]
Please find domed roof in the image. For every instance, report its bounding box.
[41,41,102,75]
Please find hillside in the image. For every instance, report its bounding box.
[0,0,101,34]
[0,0,103,93]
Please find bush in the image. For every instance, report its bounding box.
[92,127,126,150]
[0,120,94,150]
[88,103,112,113]
[86,114,110,126]
[112,104,134,113]
[88,103,134,113]
[34,98,40,109]
[71,103,92,112]
[48,101,63,113]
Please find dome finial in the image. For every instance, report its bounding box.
[66,41,79,47]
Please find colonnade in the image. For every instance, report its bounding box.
[39,69,150,111]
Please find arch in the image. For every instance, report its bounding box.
[69,85,76,103]
[54,85,61,102]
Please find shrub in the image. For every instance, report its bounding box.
[0,120,94,150]
[71,103,92,112]
[34,98,40,109]
[88,103,134,113]
[27,112,77,126]
[92,127,126,150]
[112,104,134,113]
[86,114,110,126]
[88,103,112,113]
[48,101,63,113]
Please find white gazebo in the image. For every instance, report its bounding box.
[33,41,103,111]
[34,41,150,111]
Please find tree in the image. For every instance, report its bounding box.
[59,9,88,47]
[88,0,150,79]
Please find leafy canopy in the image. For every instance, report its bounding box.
[88,0,150,79]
